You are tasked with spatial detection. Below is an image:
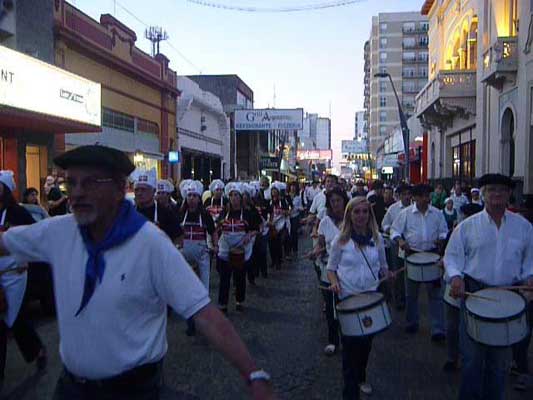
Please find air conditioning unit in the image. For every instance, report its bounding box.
[0,0,15,40]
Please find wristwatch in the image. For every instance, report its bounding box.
[247,369,271,385]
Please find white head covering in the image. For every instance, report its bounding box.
[225,182,243,196]
[250,181,261,195]
[271,181,283,193]
[133,169,157,189]
[470,187,480,194]
[445,197,453,205]
[181,180,204,198]
[242,183,257,198]
[0,170,15,192]
[156,179,174,193]
[209,179,225,193]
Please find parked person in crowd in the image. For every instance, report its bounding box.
[299,182,309,212]
[443,198,458,231]
[0,171,47,393]
[156,179,179,216]
[351,180,367,198]
[461,187,484,218]
[46,175,68,216]
[327,196,391,399]
[450,182,469,221]
[253,180,271,279]
[241,184,262,285]
[0,147,274,399]
[444,173,533,400]
[391,184,448,340]
[367,180,386,227]
[205,179,227,223]
[305,179,322,206]
[430,183,447,210]
[383,186,395,209]
[217,183,260,313]
[312,187,349,356]
[21,188,49,222]
[287,182,304,260]
[268,183,290,270]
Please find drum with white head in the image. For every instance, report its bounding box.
[336,291,392,337]
[465,288,528,347]
[443,283,460,308]
[405,252,441,282]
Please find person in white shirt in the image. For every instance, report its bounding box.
[287,182,304,259]
[444,174,533,400]
[381,183,412,310]
[327,196,391,398]
[450,182,469,221]
[305,180,322,206]
[390,184,448,340]
[0,145,274,400]
[312,187,349,356]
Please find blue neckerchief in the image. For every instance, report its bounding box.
[75,200,147,316]
[351,231,374,247]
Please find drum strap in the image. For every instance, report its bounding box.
[356,243,378,281]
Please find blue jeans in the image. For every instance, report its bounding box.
[405,277,445,335]
[458,305,510,400]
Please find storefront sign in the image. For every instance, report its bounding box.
[297,149,332,161]
[341,140,367,154]
[235,109,303,131]
[0,45,101,127]
[259,156,280,170]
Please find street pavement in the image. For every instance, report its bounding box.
[2,238,532,399]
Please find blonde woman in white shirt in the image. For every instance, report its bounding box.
[327,196,391,398]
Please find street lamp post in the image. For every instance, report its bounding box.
[374,72,410,182]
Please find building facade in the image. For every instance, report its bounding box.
[368,12,429,155]
[187,74,255,180]
[416,0,529,204]
[177,76,230,183]
[355,110,368,140]
[54,1,179,179]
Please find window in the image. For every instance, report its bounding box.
[380,52,387,62]
[379,66,387,74]
[420,36,429,46]
[421,22,429,32]
[419,67,428,77]
[380,38,387,48]
[380,96,387,107]
[403,67,415,77]
[403,22,415,33]
[137,118,159,135]
[380,23,387,32]
[379,81,387,92]
[403,37,416,48]
[403,52,416,62]
[102,108,134,132]
[419,52,429,62]
[380,111,387,122]
[380,126,388,135]
[452,140,476,181]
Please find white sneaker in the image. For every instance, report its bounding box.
[323,344,336,355]
[359,382,373,395]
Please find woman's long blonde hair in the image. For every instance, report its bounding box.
[338,196,380,245]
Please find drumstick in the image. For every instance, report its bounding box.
[0,266,29,276]
[376,267,406,285]
[465,292,500,302]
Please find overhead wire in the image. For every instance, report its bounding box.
[185,0,365,13]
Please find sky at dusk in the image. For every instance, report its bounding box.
[72,0,424,168]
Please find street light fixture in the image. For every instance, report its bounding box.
[374,72,410,182]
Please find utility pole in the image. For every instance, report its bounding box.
[144,27,169,57]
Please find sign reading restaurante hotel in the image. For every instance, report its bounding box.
[0,45,101,127]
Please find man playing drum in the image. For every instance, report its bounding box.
[0,145,274,400]
[390,183,448,340]
[444,173,533,400]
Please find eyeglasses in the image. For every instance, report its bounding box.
[65,177,114,192]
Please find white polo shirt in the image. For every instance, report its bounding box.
[3,215,210,379]
[309,190,326,216]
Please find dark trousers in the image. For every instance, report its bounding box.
[269,231,284,268]
[341,335,373,400]
[0,314,44,380]
[321,287,339,346]
[53,363,162,400]
[253,234,268,278]
[289,216,300,253]
[512,300,533,373]
[217,258,247,306]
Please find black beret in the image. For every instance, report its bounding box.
[396,183,412,194]
[54,145,135,176]
[372,180,384,189]
[411,183,433,195]
[478,174,515,189]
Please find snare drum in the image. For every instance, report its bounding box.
[465,288,528,347]
[336,292,392,337]
[405,252,441,282]
[443,284,460,308]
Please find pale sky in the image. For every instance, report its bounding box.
[73,0,423,168]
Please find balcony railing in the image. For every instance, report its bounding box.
[481,37,518,89]
[403,26,429,34]
[416,70,476,117]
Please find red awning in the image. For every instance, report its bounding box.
[0,105,101,134]
[421,0,435,15]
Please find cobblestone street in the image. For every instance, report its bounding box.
[2,238,532,399]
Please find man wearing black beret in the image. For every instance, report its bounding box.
[0,145,275,399]
[444,173,533,400]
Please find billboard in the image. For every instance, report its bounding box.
[341,140,368,154]
[235,108,303,131]
[259,156,280,170]
[297,149,332,161]
[0,45,101,127]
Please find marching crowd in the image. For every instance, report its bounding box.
[0,144,531,399]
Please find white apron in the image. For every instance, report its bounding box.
[181,211,210,267]
[0,209,27,327]
[272,203,290,233]
[218,210,253,262]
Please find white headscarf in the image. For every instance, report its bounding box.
[156,179,174,193]
[180,180,204,199]
[0,170,15,192]
[224,182,243,197]
[209,179,225,193]
[132,169,157,189]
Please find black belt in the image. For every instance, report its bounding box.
[64,360,162,388]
